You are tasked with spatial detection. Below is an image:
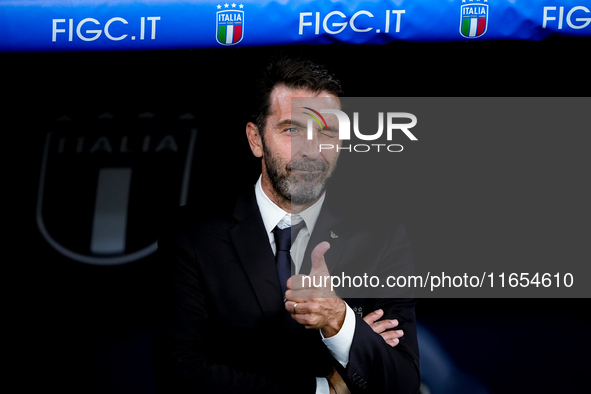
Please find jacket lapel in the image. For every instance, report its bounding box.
[300,196,350,276]
[229,189,285,321]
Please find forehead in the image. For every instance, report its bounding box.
[268,86,340,119]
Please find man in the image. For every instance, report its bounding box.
[152,56,419,393]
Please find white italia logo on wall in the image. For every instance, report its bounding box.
[460,0,488,39]
[36,122,197,266]
[216,3,244,45]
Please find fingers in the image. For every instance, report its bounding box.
[380,329,404,347]
[284,300,316,316]
[284,300,302,313]
[363,309,385,325]
[287,243,330,289]
[284,297,345,332]
[283,300,327,315]
[361,309,404,347]
[310,241,331,274]
[363,309,400,334]
[286,274,315,291]
[371,318,399,334]
[286,242,333,300]
[284,300,320,328]
[286,272,335,299]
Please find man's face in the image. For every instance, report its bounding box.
[256,86,341,206]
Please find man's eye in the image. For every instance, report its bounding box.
[320,129,337,138]
[286,127,298,133]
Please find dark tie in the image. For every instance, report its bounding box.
[273,220,306,298]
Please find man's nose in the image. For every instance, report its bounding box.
[298,132,321,159]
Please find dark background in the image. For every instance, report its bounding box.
[4,38,590,393]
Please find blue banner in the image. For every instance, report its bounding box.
[0,0,589,52]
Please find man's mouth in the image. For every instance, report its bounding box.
[288,161,328,173]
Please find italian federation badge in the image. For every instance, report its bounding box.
[460,0,488,39]
[37,124,197,266]
[216,4,244,46]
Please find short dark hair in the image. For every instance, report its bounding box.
[253,56,343,136]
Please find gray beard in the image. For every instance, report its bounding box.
[263,146,330,205]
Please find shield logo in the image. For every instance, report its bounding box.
[36,123,197,266]
[460,3,488,39]
[216,10,244,46]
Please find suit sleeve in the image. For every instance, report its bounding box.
[150,221,317,394]
[343,298,420,393]
[339,221,420,393]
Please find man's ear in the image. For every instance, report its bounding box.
[246,122,264,158]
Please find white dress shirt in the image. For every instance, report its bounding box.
[254,176,356,394]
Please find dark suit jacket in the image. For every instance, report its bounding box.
[151,188,420,393]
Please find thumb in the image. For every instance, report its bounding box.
[310,241,330,274]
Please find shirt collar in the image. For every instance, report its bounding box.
[254,175,325,235]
